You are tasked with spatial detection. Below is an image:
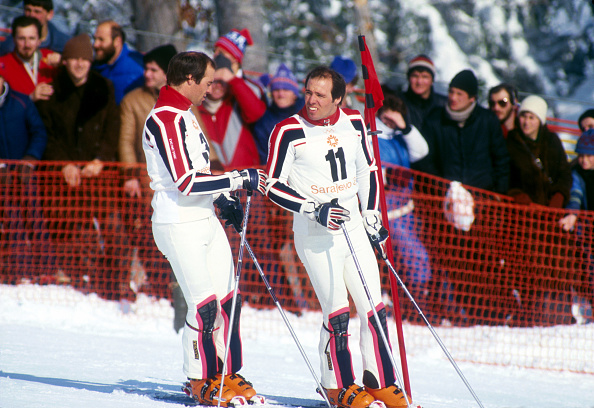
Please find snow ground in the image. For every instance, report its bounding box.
[1,284,594,408]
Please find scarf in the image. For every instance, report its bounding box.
[446,101,476,127]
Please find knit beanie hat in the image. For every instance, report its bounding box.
[576,129,594,155]
[214,28,253,63]
[518,95,548,125]
[62,33,93,61]
[449,69,478,98]
[578,109,594,131]
[270,63,299,96]
[144,44,177,73]
[330,56,357,84]
[407,54,436,78]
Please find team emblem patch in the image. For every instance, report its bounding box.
[326,134,338,148]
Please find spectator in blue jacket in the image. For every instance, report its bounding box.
[0,71,52,284]
[0,0,70,56]
[253,63,304,164]
[557,129,594,323]
[375,92,436,323]
[0,74,47,160]
[92,20,143,104]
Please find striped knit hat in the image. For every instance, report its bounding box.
[407,54,436,78]
[214,28,253,63]
[270,63,300,96]
[576,129,594,155]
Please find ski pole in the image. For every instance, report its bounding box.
[243,240,333,408]
[340,224,413,408]
[383,258,485,408]
[218,192,252,407]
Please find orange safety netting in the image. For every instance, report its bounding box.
[1,160,593,373]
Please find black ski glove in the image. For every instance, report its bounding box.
[214,194,243,233]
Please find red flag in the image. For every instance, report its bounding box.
[358,36,384,127]
[358,35,413,399]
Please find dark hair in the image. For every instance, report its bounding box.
[578,109,594,132]
[167,51,214,87]
[377,92,408,118]
[304,66,346,104]
[24,0,53,12]
[11,15,42,38]
[488,83,518,106]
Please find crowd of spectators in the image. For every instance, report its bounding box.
[0,1,592,327]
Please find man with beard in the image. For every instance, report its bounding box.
[0,15,59,101]
[0,0,70,56]
[92,20,143,104]
[488,83,518,139]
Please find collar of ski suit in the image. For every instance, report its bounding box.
[297,106,341,126]
[155,85,193,110]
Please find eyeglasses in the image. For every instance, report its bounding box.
[488,97,509,108]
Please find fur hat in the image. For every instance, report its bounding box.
[576,128,594,155]
[62,33,93,62]
[214,28,253,63]
[518,95,548,125]
[449,69,478,98]
[330,56,357,84]
[270,63,299,96]
[143,44,177,73]
[407,54,436,78]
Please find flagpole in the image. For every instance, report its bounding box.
[358,35,412,398]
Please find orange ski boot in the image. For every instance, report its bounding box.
[219,373,265,404]
[322,384,386,408]
[184,377,247,406]
[365,384,411,408]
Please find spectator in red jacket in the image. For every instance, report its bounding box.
[0,15,59,101]
[197,28,266,170]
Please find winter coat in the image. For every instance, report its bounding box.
[506,125,571,206]
[0,86,47,159]
[37,68,120,162]
[400,86,448,132]
[0,49,57,96]
[421,104,510,193]
[252,96,304,164]
[92,44,144,104]
[197,76,266,169]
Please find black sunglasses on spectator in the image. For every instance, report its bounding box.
[488,98,509,108]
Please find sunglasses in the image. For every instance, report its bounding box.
[488,97,510,108]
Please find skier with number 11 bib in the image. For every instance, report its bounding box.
[265,66,411,408]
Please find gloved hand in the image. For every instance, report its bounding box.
[214,193,244,233]
[363,211,389,259]
[312,198,351,230]
[228,169,267,195]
